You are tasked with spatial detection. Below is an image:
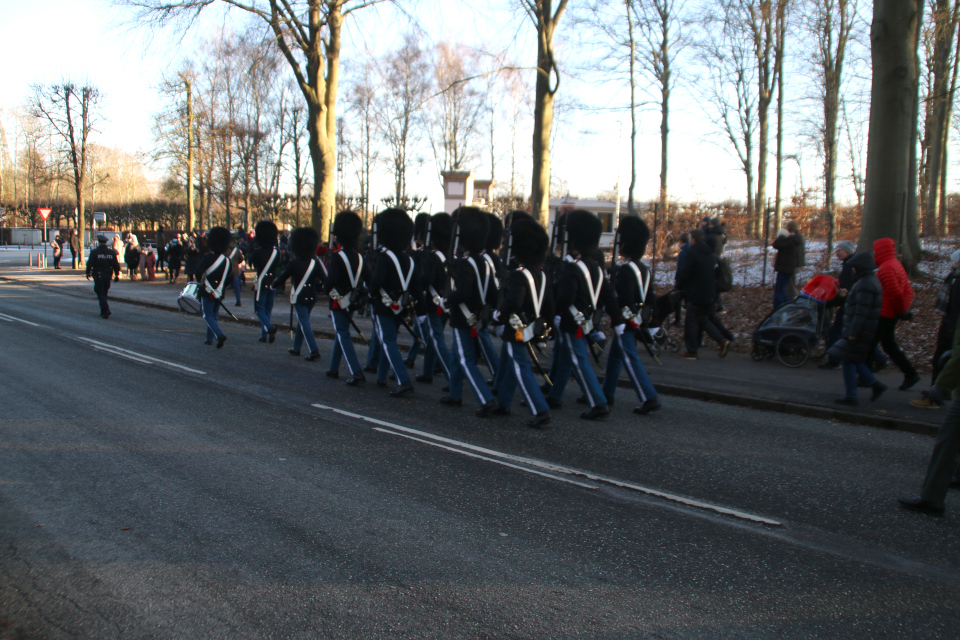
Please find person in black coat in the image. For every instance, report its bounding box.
[193,227,233,348]
[367,208,417,396]
[250,220,280,343]
[676,228,733,359]
[772,220,804,308]
[274,227,324,361]
[602,215,661,415]
[827,252,887,405]
[324,210,366,385]
[85,235,120,318]
[492,218,554,427]
[441,207,499,415]
[414,213,455,384]
[166,237,184,284]
[546,209,621,420]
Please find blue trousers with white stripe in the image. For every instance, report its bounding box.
[374,313,410,385]
[603,330,658,404]
[201,297,223,341]
[329,309,362,376]
[292,302,319,355]
[254,289,276,338]
[548,331,607,408]
[476,326,500,377]
[497,341,549,415]
[427,314,454,380]
[448,326,493,405]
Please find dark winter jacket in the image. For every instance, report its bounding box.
[676,241,718,306]
[166,241,183,268]
[832,253,883,364]
[274,257,325,306]
[323,247,364,311]
[674,242,690,286]
[86,245,120,281]
[367,248,417,316]
[773,232,803,275]
[936,269,960,348]
[124,245,141,269]
[873,238,913,318]
[554,254,620,334]
[447,253,498,330]
[496,267,555,343]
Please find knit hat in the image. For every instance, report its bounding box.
[836,240,856,255]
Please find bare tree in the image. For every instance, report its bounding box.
[808,0,855,256]
[118,0,387,241]
[343,64,379,225]
[32,83,101,264]
[523,0,570,227]
[860,0,920,264]
[427,42,486,180]
[375,34,431,205]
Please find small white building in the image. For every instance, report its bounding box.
[441,171,495,213]
[548,196,619,248]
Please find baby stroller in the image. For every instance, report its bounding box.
[751,275,839,368]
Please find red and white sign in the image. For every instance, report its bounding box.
[37,208,52,221]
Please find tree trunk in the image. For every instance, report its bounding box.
[926,0,960,236]
[861,0,920,263]
[939,19,960,233]
[626,0,637,216]
[774,8,785,235]
[185,77,196,232]
[659,3,670,223]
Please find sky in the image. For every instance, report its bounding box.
[0,0,871,214]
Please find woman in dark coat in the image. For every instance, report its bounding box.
[828,252,887,405]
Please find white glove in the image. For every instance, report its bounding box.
[613,324,625,336]
[553,315,561,329]
[493,309,501,322]
[573,312,586,326]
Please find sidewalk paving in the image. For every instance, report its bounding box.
[0,264,944,436]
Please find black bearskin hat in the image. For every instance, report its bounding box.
[290,226,320,261]
[486,213,504,252]
[254,220,278,248]
[333,210,363,250]
[429,213,452,253]
[618,214,650,260]
[454,206,489,256]
[206,226,231,255]
[414,212,431,246]
[506,210,533,230]
[565,209,603,255]
[512,219,548,268]
[375,207,414,253]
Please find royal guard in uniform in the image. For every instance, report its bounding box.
[274,227,325,361]
[324,210,367,386]
[603,214,661,415]
[194,227,233,348]
[416,213,455,385]
[251,220,280,343]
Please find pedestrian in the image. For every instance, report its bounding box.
[819,240,858,370]
[677,228,734,359]
[671,232,690,327]
[124,237,141,280]
[912,249,960,408]
[51,234,63,269]
[772,220,803,309]
[144,246,156,281]
[603,215,661,415]
[85,235,120,318]
[274,227,324,362]
[194,227,233,348]
[441,207,498,415]
[546,209,619,420]
[183,234,200,281]
[250,220,280,344]
[416,212,455,385]
[69,228,79,269]
[827,252,887,406]
[156,225,166,273]
[869,238,920,390]
[166,237,183,284]
[491,217,554,427]
[324,210,366,385]
[111,234,124,272]
[898,315,960,517]
[367,208,416,397]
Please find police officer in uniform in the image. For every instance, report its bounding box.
[85,234,121,318]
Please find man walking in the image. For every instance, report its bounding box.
[69,228,80,269]
[772,220,803,308]
[870,238,920,390]
[85,235,120,318]
[677,228,733,360]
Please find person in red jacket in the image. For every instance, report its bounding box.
[870,238,920,390]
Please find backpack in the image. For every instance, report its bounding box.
[716,256,734,293]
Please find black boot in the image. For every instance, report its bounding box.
[390,381,414,397]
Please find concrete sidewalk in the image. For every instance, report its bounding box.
[0,264,944,436]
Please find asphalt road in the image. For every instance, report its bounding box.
[2,279,960,639]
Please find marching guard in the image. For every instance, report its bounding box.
[251,220,280,343]
[415,212,455,384]
[194,227,233,348]
[603,215,661,415]
[324,210,367,385]
[274,227,325,361]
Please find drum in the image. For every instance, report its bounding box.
[177,282,202,316]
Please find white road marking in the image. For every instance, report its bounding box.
[311,402,781,526]
[76,337,207,375]
[0,312,40,327]
[372,427,600,490]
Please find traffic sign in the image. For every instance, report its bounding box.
[93,212,106,222]
[38,207,52,221]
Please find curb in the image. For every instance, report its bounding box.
[1,273,940,437]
